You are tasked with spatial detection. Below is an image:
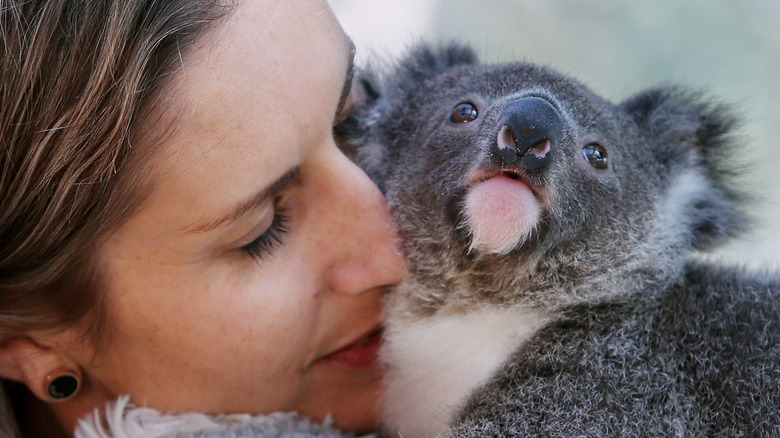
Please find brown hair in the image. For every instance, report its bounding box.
[1,2,235,434]
[0,0,233,345]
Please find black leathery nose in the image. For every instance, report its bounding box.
[497,97,563,170]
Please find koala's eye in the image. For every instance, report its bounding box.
[581,143,608,169]
[449,102,478,123]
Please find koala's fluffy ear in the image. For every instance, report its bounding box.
[396,42,478,85]
[349,42,477,113]
[621,87,748,250]
[369,42,478,116]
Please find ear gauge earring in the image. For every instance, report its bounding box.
[44,369,81,402]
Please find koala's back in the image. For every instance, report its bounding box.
[449,263,780,437]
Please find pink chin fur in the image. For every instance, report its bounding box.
[464,175,540,254]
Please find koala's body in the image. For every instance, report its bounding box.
[341,44,780,437]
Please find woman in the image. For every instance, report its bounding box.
[0,0,405,436]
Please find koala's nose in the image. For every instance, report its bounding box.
[495,97,563,171]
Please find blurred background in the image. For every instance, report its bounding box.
[331,0,780,270]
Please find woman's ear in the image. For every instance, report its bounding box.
[0,338,81,403]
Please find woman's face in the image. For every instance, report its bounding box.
[77,0,403,432]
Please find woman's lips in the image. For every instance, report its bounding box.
[318,329,382,368]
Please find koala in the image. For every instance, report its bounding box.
[338,43,780,437]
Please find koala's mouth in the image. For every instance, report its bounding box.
[462,168,546,255]
[502,169,528,184]
[468,168,545,200]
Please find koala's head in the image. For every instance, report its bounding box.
[341,44,747,311]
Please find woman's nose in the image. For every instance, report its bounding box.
[318,149,405,296]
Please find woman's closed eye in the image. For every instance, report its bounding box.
[241,206,291,262]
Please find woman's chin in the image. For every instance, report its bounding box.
[303,346,384,433]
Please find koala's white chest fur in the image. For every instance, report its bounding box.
[381,305,549,437]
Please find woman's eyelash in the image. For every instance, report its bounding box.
[241,208,290,262]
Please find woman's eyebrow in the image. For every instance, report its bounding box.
[183,167,300,233]
[335,38,356,116]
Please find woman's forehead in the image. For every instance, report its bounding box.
[122,0,351,234]
[171,0,349,120]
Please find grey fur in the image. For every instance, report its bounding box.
[339,43,780,437]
